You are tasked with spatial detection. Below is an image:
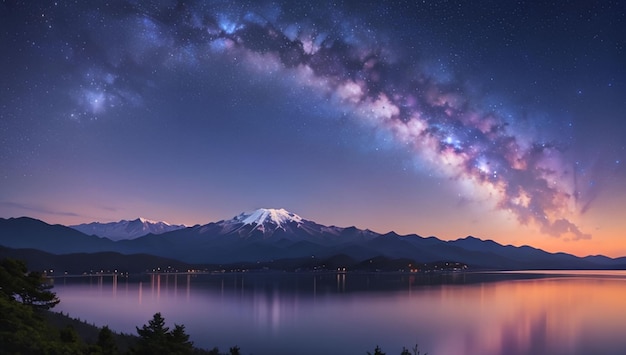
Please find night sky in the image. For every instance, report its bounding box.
[1,1,625,257]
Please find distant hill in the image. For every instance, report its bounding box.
[0,217,116,253]
[1,209,625,270]
[0,246,464,276]
[0,245,199,274]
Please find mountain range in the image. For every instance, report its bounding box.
[1,208,625,270]
[70,218,186,241]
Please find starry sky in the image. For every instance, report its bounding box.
[1,1,625,257]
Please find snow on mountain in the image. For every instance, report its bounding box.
[70,218,186,241]
[210,208,306,237]
[236,208,302,226]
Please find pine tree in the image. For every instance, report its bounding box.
[168,324,194,354]
[367,345,386,355]
[133,313,194,355]
[97,325,119,355]
[0,258,60,310]
[134,312,170,354]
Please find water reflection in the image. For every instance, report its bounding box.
[53,272,626,355]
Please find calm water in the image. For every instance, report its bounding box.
[52,271,626,355]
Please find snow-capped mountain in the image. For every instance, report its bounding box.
[70,218,186,241]
[237,208,303,226]
[213,208,305,236]
[194,208,370,243]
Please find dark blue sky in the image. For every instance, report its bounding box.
[1,0,625,256]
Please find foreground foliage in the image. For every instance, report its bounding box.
[133,312,194,354]
[368,344,428,355]
[0,258,60,310]
[0,258,76,354]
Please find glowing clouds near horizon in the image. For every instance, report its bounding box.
[64,3,590,241]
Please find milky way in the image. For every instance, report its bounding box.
[58,1,588,239]
[2,1,625,251]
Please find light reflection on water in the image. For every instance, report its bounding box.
[53,272,626,355]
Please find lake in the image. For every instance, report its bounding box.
[52,271,626,355]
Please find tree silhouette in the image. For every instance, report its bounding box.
[134,312,194,354]
[0,258,60,310]
[368,345,427,355]
[134,312,169,354]
[169,324,194,354]
[367,345,386,355]
[97,325,119,355]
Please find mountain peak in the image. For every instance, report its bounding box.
[235,208,302,226]
[70,218,186,240]
[134,217,169,225]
